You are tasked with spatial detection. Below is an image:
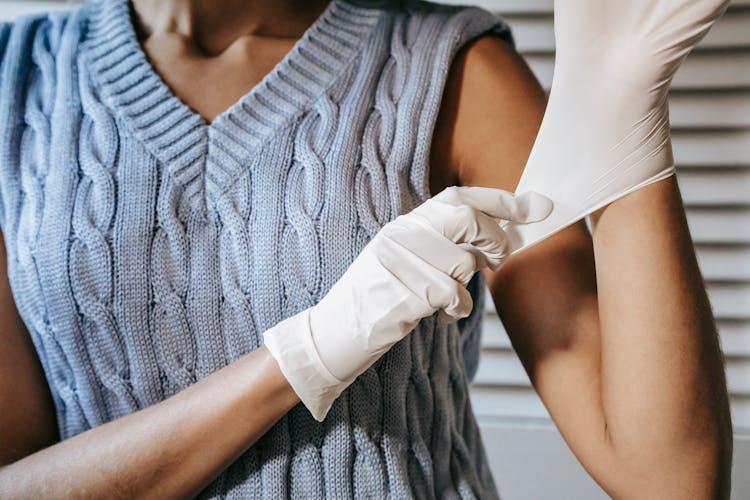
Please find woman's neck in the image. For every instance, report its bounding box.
[130,0,331,55]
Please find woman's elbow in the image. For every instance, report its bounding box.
[615,424,733,500]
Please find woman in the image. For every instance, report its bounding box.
[0,0,732,498]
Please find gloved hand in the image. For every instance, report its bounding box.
[263,186,552,421]
[503,0,730,253]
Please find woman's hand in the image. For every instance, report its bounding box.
[263,186,552,421]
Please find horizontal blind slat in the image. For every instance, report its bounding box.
[669,91,750,128]
[525,52,750,90]
[686,209,750,245]
[672,130,750,167]
[678,169,750,206]
[505,10,750,52]
[695,245,750,280]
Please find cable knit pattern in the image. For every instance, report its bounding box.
[71,64,138,419]
[0,0,513,497]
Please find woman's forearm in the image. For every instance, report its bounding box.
[0,345,300,499]
[590,176,733,497]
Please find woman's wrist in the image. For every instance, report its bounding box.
[245,345,301,413]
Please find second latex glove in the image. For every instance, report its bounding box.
[263,186,552,421]
[503,0,730,253]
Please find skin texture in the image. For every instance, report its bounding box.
[0,1,733,498]
[130,0,332,123]
[432,35,733,498]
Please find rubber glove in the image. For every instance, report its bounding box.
[503,0,730,253]
[263,186,552,421]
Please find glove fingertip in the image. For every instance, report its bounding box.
[514,191,554,223]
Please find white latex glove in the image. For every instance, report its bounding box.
[263,186,552,421]
[504,0,730,253]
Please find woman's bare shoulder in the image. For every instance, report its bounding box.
[431,34,548,193]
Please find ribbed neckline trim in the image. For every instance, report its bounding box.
[81,0,383,215]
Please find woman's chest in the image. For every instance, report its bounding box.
[141,32,300,125]
[3,96,426,369]
[0,26,441,409]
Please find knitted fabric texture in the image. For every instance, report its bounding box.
[0,0,512,497]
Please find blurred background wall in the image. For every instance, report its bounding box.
[1,0,748,498]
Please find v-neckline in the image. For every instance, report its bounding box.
[82,0,382,216]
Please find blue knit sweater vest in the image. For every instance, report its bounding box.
[0,0,512,497]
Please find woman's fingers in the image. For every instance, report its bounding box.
[373,185,554,329]
[511,191,555,223]
[415,206,510,271]
[375,228,475,320]
[409,186,553,271]
[381,215,479,285]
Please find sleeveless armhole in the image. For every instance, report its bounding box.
[410,3,514,194]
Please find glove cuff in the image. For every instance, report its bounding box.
[263,308,349,422]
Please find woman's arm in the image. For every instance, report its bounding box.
[1,347,298,499]
[588,175,733,498]
[0,236,300,499]
[432,35,732,498]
